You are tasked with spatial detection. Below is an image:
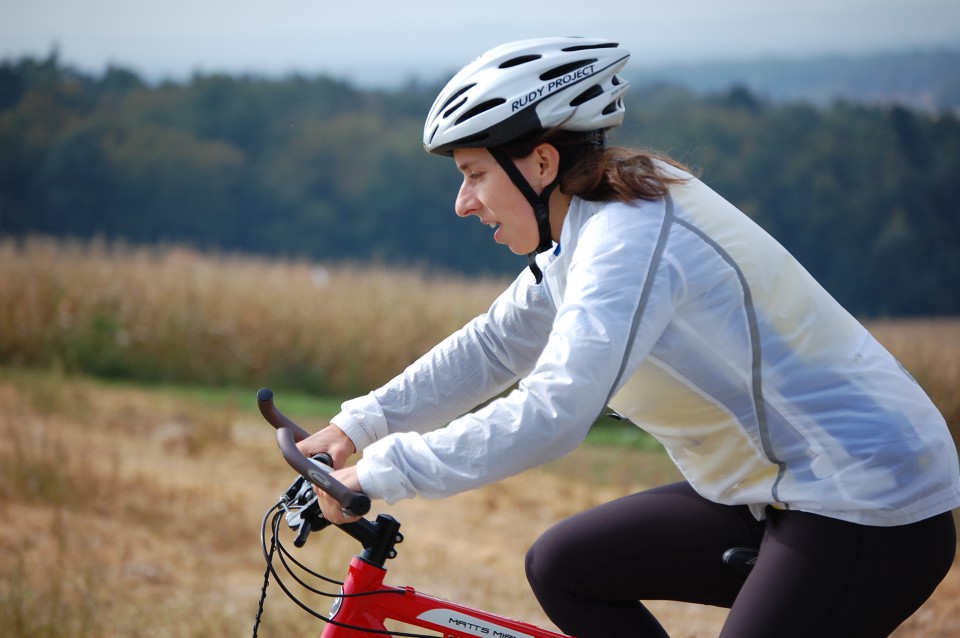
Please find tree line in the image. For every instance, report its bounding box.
[2,52,958,317]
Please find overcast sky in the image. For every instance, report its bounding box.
[3,0,959,86]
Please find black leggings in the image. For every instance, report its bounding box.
[525,482,956,637]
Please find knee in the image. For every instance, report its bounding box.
[524,537,545,592]
[525,527,571,598]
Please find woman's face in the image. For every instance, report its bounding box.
[452,147,541,255]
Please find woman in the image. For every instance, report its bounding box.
[298,37,959,637]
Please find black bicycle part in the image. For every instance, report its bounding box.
[722,547,759,574]
[257,387,371,517]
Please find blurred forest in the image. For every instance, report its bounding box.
[1,51,958,317]
[639,49,960,111]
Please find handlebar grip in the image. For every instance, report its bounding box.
[256,387,312,441]
[258,388,371,517]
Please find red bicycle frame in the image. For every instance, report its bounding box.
[325,553,569,638]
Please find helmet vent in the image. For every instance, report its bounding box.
[562,42,619,52]
[570,84,604,107]
[500,54,541,69]
[602,100,620,115]
[540,59,598,81]
[443,96,468,118]
[455,98,507,125]
[438,84,475,113]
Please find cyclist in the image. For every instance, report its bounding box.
[298,37,960,637]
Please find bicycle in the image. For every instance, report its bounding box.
[253,388,758,637]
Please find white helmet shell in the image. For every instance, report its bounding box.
[423,36,630,156]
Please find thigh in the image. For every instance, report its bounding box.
[527,481,764,607]
[722,509,957,638]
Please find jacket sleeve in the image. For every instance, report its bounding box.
[332,264,556,450]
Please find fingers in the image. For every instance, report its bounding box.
[295,424,357,468]
[314,487,360,525]
[317,490,362,524]
[315,465,365,524]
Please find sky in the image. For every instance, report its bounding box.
[3,0,959,87]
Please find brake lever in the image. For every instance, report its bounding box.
[292,502,327,547]
[280,455,335,546]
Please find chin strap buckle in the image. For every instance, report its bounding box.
[526,252,544,284]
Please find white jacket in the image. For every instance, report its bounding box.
[334,168,960,526]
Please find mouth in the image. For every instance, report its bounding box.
[480,219,502,243]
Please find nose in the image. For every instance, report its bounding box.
[455,181,479,218]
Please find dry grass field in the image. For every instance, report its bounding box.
[1,237,959,636]
[1,369,958,637]
[0,236,506,395]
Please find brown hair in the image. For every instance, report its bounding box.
[498,129,692,204]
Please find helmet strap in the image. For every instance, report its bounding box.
[488,147,558,284]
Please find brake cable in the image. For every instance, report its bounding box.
[252,504,435,638]
[252,505,279,637]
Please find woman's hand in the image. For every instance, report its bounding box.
[317,465,363,524]
[296,423,356,468]
[295,424,364,524]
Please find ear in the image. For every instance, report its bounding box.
[532,143,561,186]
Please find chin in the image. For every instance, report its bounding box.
[506,240,539,256]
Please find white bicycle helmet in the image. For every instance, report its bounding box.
[423,36,630,156]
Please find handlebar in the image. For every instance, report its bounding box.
[257,388,371,517]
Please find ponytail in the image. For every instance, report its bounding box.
[562,146,693,203]
[498,129,693,204]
